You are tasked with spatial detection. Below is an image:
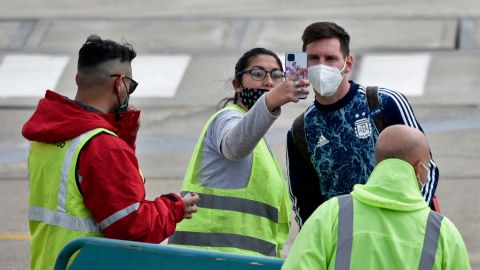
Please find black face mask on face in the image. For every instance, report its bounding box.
[117,93,130,112]
[114,81,130,120]
[239,87,269,110]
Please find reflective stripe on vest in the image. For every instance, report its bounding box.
[28,130,100,233]
[29,205,98,232]
[335,195,353,270]
[29,129,142,233]
[58,131,89,212]
[180,192,279,223]
[171,104,290,257]
[418,211,444,270]
[335,195,444,270]
[170,192,279,256]
[169,231,276,257]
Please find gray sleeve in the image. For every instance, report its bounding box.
[207,94,281,161]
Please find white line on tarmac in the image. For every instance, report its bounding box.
[0,54,191,98]
[356,53,431,96]
[131,54,191,97]
[0,54,70,98]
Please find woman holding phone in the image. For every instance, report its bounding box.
[169,48,309,257]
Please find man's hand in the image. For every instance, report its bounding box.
[182,193,199,219]
[116,107,141,149]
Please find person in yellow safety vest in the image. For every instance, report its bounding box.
[22,35,199,270]
[168,47,311,257]
[283,125,471,270]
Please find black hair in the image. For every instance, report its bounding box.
[302,22,350,57]
[77,35,136,71]
[218,47,283,109]
[234,47,283,82]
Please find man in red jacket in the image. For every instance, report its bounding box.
[23,35,199,269]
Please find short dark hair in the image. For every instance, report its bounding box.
[77,35,136,71]
[302,22,350,57]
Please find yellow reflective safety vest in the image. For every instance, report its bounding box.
[282,159,472,270]
[28,128,116,270]
[169,104,291,257]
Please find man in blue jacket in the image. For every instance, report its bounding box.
[287,22,439,227]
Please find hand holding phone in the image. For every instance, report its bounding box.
[285,52,308,99]
[182,192,199,219]
[183,192,193,200]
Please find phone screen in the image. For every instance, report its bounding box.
[285,52,308,99]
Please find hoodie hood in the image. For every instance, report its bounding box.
[351,159,429,212]
[22,90,119,143]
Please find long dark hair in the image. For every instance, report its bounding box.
[218,48,283,109]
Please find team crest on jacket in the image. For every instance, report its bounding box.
[354,117,372,139]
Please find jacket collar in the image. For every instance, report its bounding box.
[351,159,429,212]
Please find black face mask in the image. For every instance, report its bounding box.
[114,81,130,120]
[239,88,268,110]
[117,94,130,113]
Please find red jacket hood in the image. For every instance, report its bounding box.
[23,90,123,143]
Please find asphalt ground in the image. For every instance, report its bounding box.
[0,1,479,269]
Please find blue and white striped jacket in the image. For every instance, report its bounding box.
[287,81,439,227]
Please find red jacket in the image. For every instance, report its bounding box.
[22,90,185,243]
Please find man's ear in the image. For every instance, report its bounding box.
[345,54,354,74]
[75,73,80,87]
[112,76,122,94]
[413,162,424,187]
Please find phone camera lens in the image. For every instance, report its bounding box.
[287,54,295,61]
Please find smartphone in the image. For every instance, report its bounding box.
[285,52,308,99]
[182,192,193,200]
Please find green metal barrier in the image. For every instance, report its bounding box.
[54,237,284,270]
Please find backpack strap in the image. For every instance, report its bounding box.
[366,86,386,133]
[292,113,317,173]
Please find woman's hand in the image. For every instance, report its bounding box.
[265,68,310,112]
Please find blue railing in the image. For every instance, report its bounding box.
[54,237,284,270]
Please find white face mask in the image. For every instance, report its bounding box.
[308,60,347,97]
[418,163,429,191]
